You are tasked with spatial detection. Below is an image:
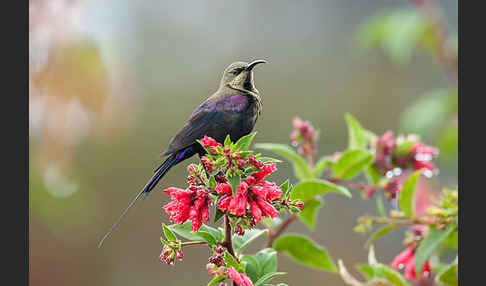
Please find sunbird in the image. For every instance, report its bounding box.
[98,59,267,247]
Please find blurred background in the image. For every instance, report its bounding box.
[29,0,457,285]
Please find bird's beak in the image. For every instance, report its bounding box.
[245,59,267,71]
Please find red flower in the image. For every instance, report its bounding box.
[163,186,210,232]
[391,246,432,280]
[215,163,282,221]
[227,267,253,286]
[252,163,277,181]
[201,135,221,147]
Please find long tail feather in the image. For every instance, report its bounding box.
[97,154,179,248]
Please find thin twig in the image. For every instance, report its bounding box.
[265,213,297,248]
[180,241,207,247]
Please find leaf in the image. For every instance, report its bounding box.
[209,175,217,188]
[168,221,224,242]
[259,157,283,163]
[366,165,382,185]
[254,272,286,286]
[372,264,411,286]
[365,225,394,249]
[196,231,218,246]
[273,234,337,272]
[224,134,232,146]
[332,149,374,179]
[356,10,428,65]
[235,131,257,151]
[279,180,290,198]
[160,237,169,246]
[233,229,268,255]
[162,223,177,242]
[400,89,457,136]
[207,275,226,286]
[255,143,313,180]
[398,170,421,217]
[227,172,241,197]
[435,258,458,286]
[214,209,224,223]
[224,251,244,272]
[241,249,279,282]
[345,113,368,149]
[312,156,333,178]
[290,179,351,202]
[298,197,323,230]
[356,264,375,279]
[415,222,457,275]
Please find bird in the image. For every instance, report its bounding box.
[98,59,267,248]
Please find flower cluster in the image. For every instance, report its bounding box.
[208,245,226,267]
[290,117,319,159]
[216,163,282,234]
[374,131,439,177]
[162,186,210,232]
[159,244,183,265]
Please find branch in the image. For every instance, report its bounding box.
[223,214,236,258]
[265,213,297,248]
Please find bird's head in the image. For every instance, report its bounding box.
[220,60,266,93]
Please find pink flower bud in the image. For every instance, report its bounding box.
[295,201,305,209]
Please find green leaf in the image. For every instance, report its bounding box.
[365,225,394,249]
[345,113,368,149]
[356,264,375,279]
[235,132,257,151]
[366,165,382,185]
[332,149,374,179]
[298,197,323,230]
[196,231,218,246]
[227,172,241,197]
[312,156,333,178]
[255,143,313,180]
[259,157,283,163]
[224,134,232,146]
[160,237,169,246]
[162,223,177,242]
[273,233,337,272]
[168,221,224,242]
[398,170,421,217]
[290,179,351,202]
[207,275,226,286]
[233,229,268,255]
[357,10,428,65]
[224,251,244,272]
[372,263,411,286]
[241,248,278,283]
[209,175,217,188]
[435,258,458,286]
[214,209,224,223]
[279,180,290,198]
[254,272,286,286]
[400,89,457,136]
[415,222,457,275]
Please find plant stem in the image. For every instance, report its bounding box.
[223,214,236,258]
[265,213,297,248]
[180,241,207,247]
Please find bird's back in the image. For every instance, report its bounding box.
[163,90,261,156]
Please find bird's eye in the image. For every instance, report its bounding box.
[231,68,242,75]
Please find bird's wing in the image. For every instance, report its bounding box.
[162,94,250,156]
